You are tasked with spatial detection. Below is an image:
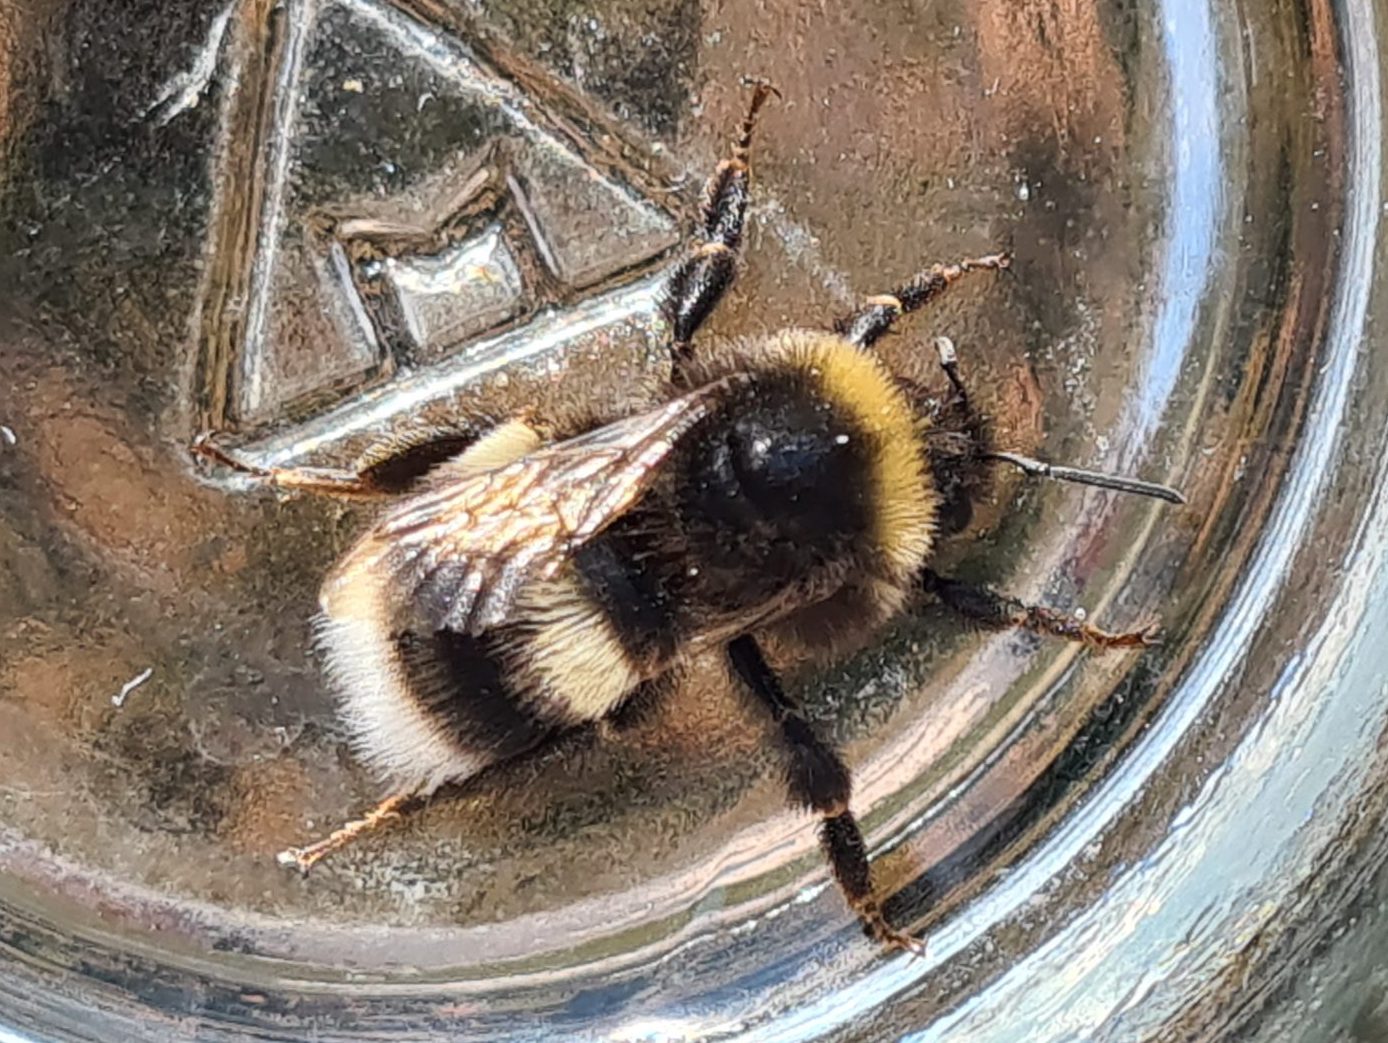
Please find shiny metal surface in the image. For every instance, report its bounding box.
[1,0,1386,1040]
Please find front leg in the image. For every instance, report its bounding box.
[726,635,924,955]
[920,569,1160,648]
[834,254,1011,350]
[663,79,778,364]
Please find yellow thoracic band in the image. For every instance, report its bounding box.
[778,329,936,580]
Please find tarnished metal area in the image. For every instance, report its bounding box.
[1,0,1387,1040]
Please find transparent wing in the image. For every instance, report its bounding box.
[325,380,738,635]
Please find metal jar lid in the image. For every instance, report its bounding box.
[1,1,1385,1040]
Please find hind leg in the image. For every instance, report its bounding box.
[275,793,422,874]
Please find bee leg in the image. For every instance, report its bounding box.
[726,635,925,956]
[190,433,392,500]
[190,416,548,500]
[664,78,779,363]
[275,792,421,874]
[919,569,1162,649]
[834,253,1012,350]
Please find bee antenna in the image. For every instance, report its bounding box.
[985,450,1187,505]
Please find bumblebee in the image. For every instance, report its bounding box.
[192,81,1183,954]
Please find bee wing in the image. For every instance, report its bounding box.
[327,379,738,635]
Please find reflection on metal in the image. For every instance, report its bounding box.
[141,0,236,127]
[386,224,525,355]
[244,274,667,468]
[1127,0,1224,454]
[192,0,678,460]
